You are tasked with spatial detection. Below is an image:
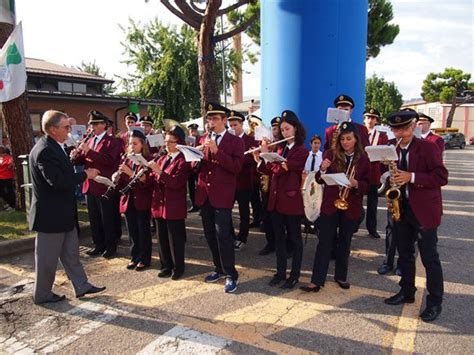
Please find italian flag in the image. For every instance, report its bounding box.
[0,22,26,103]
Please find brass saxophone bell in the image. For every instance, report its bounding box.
[334,198,349,210]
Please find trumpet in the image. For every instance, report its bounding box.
[244,136,295,155]
[69,131,94,162]
[334,165,356,211]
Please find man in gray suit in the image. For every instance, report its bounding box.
[29,110,106,304]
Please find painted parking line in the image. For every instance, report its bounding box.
[137,325,232,354]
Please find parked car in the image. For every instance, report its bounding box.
[442,132,466,149]
[469,136,474,145]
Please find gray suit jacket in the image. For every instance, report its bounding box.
[29,136,87,233]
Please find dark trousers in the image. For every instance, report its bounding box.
[232,189,251,242]
[111,194,122,242]
[250,183,262,223]
[156,218,186,273]
[86,194,117,252]
[201,199,238,280]
[395,204,444,307]
[385,212,399,267]
[124,199,152,265]
[188,173,198,208]
[261,191,275,248]
[272,212,303,280]
[366,184,379,233]
[0,178,15,208]
[311,212,357,286]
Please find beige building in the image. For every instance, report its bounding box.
[402,98,474,139]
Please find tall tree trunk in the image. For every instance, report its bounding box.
[0,22,34,210]
[198,0,221,117]
[231,33,243,105]
[445,94,457,128]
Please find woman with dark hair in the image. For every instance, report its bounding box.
[254,110,308,289]
[117,130,153,271]
[301,122,370,293]
[149,126,191,280]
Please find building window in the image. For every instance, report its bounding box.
[58,81,73,92]
[73,83,87,93]
[30,113,43,136]
[428,107,437,119]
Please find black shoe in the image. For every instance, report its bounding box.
[281,278,298,289]
[369,231,381,239]
[384,291,415,305]
[300,285,321,293]
[102,250,116,259]
[269,274,286,286]
[158,269,172,278]
[171,271,184,280]
[76,285,106,298]
[335,279,350,289]
[86,248,103,256]
[420,305,442,322]
[378,263,393,275]
[126,261,137,270]
[135,262,148,271]
[188,206,200,213]
[258,245,275,256]
[35,293,66,304]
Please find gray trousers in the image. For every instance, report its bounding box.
[33,228,91,303]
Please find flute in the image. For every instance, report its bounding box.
[244,136,295,155]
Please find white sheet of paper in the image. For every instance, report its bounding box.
[93,175,115,188]
[260,152,286,164]
[254,125,272,141]
[414,126,422,138]
[71,125,87,140]
[375,125,396,140]
[176,144,204,162]
[321,173,350,187]
[326,108,350,123]
[185,136,196,146]
[127,153,149,167]
[128,126,144,134]
[147,133,164,147]
[365,145,398,162]
[64,133,77,147]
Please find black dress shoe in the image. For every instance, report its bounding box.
[158,269,172,278]
[171,271,184,280]
[420,305,442,322]
[76,286,106,298]
[187,206,200,213]
[35,293,66,304]
[335,279,351,289]
[86,248,104,257]
[377,263,393,275]
[102,250,116,259]
[300,285,321,293]
[384,291,415,305]
[269,274,286,286]
[126,261,137,270]
[135,262,148,271]
[369,231,381,239]
[281,278,298,289]
[258,245,275,256]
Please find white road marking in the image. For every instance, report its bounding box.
[0,301,131,354]
[137,325,232,354]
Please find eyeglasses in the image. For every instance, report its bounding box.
[165,140,178,144]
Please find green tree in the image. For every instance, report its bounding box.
[421,68,471,128]
[76,60,115,94]
[230,0,399,61]
[367,0,399,60]
[365,74,403,122]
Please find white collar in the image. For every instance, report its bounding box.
[168,151,180,161]
[421,131,430,139]
[287,142,295,149]
[94,131,107,142]
[238,132,245,138]
[215,129,226,137]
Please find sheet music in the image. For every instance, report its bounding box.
[64,133,77,147]
[414,126,422,138]
[326,108,350,123]
[365,145,398,162]
[321,173,350,187]
[147,133,164,147]
[71,125,87,140]
[127,153,149,167]
[185,136,196,146]
[128,126,145,134]
[260,152,287,164]
[374,125,396,140]
[176,144,204,162]
[254,125,272,141]
[93,175,115,188]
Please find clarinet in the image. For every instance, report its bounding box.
[70,132,94,162]
[102,153,127,199]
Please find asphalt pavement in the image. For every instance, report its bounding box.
[0,146,473,354]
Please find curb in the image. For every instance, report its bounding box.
[0,222,90,258]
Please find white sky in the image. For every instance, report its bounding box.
[15,0,473,101]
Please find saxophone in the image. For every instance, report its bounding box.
[385,160,401,222]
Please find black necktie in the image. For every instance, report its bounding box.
[93,136,98,150]
[215,134,221,146]
[399,148,408,200]
[310,153,316,171]
[162,155,172,170]
[344,154,352,171]
[282,145,289,158]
